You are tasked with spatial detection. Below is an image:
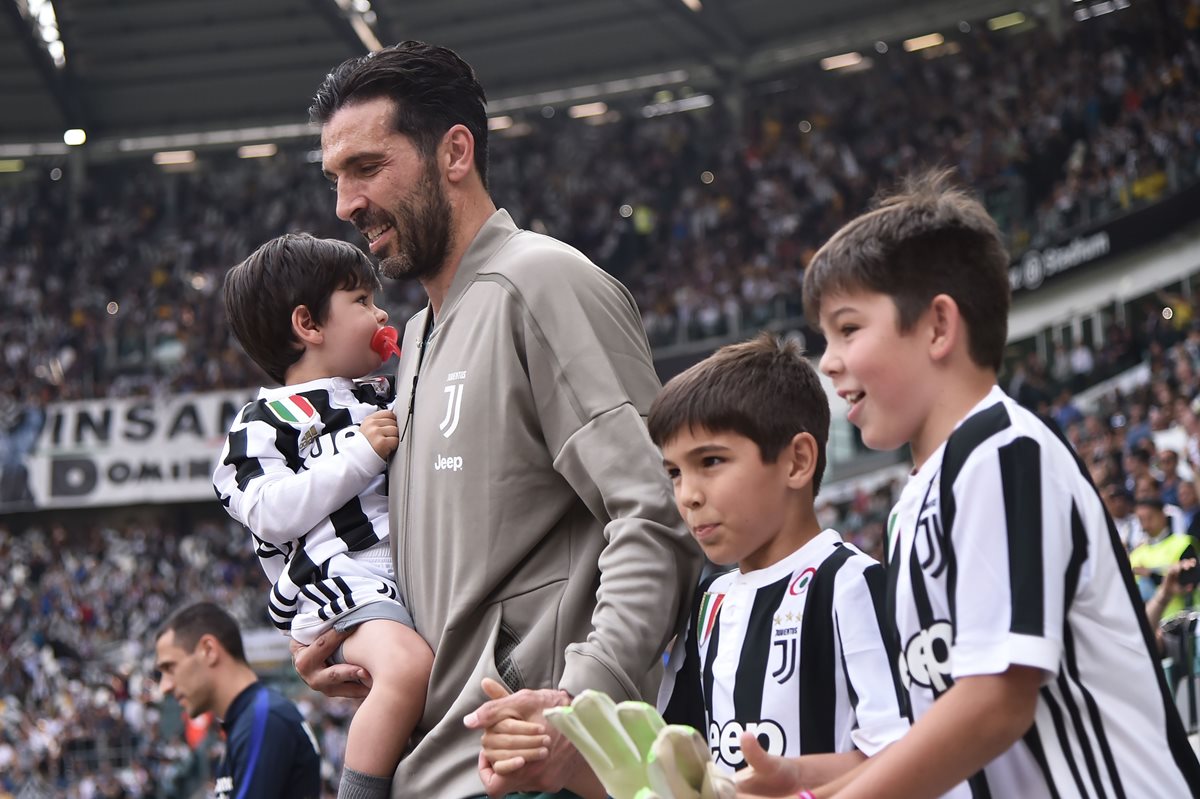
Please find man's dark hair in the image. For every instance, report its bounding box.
[1102,481,1133,504]
[648,332,830,495]
[1130,448,1153,466]
[310,40,490,187]
[803,168,1011,371]
[1135,495,1166,511]
[223,233,380,385]
[157,601,247,663]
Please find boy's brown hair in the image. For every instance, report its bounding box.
[802,168,1011,370]
[223,233,381,385]
[648,332,830,494]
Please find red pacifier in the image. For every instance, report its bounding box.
[371,326,401,360]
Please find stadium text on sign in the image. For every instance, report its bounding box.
[25,390,256,508]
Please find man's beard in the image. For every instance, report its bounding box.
[377,161,453,283]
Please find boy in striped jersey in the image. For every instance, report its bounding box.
[648,334,910,787]
[744,169,1200,798]
[214,233,432,799]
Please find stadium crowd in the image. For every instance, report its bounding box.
[0,513,258,797]
[0,506,367,798]
[0,0,1198,407]
[5,2,1200,797]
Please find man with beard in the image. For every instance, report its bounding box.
[292,41,702,799]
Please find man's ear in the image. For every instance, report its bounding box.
[291,305,322,346]
[198,634,221,666]
[928,293,964,362]
[785,432,819,490]
[442,124,476,185]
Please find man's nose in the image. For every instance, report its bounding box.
[335,183,367,223]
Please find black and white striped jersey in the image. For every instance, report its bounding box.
[888,385,1200,797]
[213,376,401,644]
[660,530,909,773]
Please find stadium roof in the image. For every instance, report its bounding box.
[2,0,1029,150]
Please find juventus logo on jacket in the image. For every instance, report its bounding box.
[439,371,466,438]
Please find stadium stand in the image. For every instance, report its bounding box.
[1,0,1197,403]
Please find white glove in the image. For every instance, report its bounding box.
[544,690,735,799]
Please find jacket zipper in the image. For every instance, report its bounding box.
[399,311,434,622]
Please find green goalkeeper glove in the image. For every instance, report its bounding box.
[544,690,735,799]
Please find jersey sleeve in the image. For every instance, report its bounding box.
[948,436,1066,682]
[514,253,703,701]
[213,401,386,545]
[832,558,910,756]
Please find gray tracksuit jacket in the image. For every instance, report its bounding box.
[388,210,702,797]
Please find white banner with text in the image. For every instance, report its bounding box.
[17,389,256,509]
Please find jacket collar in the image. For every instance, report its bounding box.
[435,208,520,323]
[219,681,263,730]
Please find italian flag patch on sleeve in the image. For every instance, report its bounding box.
[266,394,318,425]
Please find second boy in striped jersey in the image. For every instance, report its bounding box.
[741,169,1200,798]
[479,334,908,794]
[651,334,909,786]
[214,233,432,799]
[477,335,908,795]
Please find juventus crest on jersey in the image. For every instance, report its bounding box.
[661,530,909,773]
[888,386,1200,797]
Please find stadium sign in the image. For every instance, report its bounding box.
[1010,178,1200,295]
[22,389,255,509]
[1009,232,1111,292]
